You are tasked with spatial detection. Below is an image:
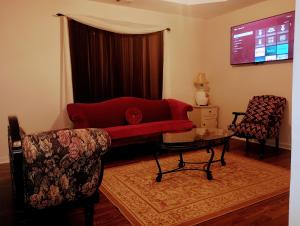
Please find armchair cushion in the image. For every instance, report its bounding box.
[22,128,110,209]
[234,122,268,140]
[243,99,276,125]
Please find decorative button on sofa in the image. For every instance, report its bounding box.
[67,97,194,147]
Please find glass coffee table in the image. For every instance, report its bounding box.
[154,128,234,182]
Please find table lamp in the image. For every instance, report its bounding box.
[194,73,209,106]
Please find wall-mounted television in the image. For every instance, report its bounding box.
[231,11,295,65]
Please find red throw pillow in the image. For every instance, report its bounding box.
[125,107,143,125]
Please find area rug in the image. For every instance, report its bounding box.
[100,150,290,226]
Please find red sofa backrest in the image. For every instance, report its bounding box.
[67,97,172,128]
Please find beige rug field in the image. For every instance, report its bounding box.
[100,149,290,226]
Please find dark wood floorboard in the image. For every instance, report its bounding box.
[0,139,290,226]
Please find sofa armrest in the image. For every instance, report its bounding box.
[70,114,90,128]
[22,128,111,209]
[166,99,193,120]
[67,104,90,128]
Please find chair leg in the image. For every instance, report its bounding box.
[275,136,280,154]
[259,139,266,159]
[246,138,249,152]
[84,203,95,226]
[227,141,230,152]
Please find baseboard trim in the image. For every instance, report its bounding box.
[0,138,290,164]
[0,156,9,164]
[231,137,291,151]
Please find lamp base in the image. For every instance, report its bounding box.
[195,90,208,106]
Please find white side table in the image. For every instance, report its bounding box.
[189,105,218,128]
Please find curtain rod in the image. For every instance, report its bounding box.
[54,13,171,31]
[55,13,64,17]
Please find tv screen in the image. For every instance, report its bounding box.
[231,11,295,65]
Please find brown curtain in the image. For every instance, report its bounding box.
[68,19,164,103]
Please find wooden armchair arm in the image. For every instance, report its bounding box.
[8,116,24,206]
[8,116,22,149]
[231,112,246,125]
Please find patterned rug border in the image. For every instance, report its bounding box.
[100,184,288,226]
[100,153,290,226]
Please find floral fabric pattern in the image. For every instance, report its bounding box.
[22,128,110,209]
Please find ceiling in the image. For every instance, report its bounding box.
[90,0,267,19]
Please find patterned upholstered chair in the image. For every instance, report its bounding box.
[8,116,111,226]
[229,95,286,158]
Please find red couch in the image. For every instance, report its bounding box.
[67,97,194,147]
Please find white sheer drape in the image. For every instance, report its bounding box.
[60,16,73,107]
[59,14,170,123]
[162,29,170,98]
[67,15,169,34]
[58,16,73,128]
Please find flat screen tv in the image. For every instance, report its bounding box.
[231,11,295,65]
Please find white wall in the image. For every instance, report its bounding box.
[0,0,295,163]
[0,0,205,163]
[289,0,300,224]
[204,0,295,149]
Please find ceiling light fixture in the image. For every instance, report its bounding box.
[116,0,134,3]
[162,0,227,5]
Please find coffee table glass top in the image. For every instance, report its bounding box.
[163,128,234,144]
[156,128,234,181]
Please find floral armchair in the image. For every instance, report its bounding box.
[229,95,286,158]
[8,116,111,226]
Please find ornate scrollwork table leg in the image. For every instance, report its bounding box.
[178,152,185,168]
[221,140,229,166]
[206,147,215,180]
[154,151,163,182]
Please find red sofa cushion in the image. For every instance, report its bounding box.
[105,120,193,140]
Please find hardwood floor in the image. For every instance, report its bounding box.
[0,140,290,226]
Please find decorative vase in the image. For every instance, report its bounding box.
[195,90,208,106]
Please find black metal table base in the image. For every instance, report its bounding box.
[154,140,229,182]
